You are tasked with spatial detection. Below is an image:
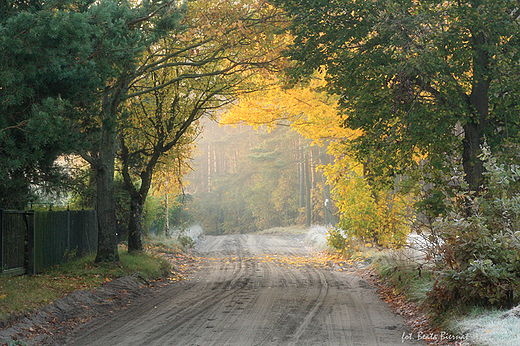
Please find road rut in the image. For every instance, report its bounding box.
[53,234,426,346]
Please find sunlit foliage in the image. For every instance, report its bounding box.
[222,71,410,247]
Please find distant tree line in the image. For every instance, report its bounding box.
[186,121,336,234]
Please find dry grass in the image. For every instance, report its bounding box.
[0,245,171,324]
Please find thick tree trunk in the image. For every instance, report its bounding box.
[127,195,144,252]
[94,128,119,263]
[462,31,491,192]
[93,80,129,263]
[462,121,485,191]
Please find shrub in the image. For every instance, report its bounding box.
[325,170,409,251]
[428,146,520,313]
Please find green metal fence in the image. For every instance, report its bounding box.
[1,210,98,275]
[0,210,34,275]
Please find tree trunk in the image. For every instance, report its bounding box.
[93,80,129,263]
[463,31,491,192]
[120,136,156,252]
[165,191,170,237]
[462,121,485,191]
[299,142,305,210]
[127,194,144,252]
[94,127,119,263]
[322,172,333,225]
[305,157,312,227]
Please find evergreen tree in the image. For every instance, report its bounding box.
[0,0,99,208]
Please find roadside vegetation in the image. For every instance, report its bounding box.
[307,175,520,346]
[0,240,178,327]
[357,153,520,345]
[369,245,520,346]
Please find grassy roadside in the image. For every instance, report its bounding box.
[304,225,519,345]
[0,242,175,327]
[365,249,469,345]
[369,250,433,309]
[367,248,520,346]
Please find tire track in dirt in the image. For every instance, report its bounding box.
[286,269,328,346]
[49,234,426,346]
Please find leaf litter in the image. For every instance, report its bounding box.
[0,251,199,345]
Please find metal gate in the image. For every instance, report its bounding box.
[0,210,34,275]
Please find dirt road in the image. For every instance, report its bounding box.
[50,234,425,346]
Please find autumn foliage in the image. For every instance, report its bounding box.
[221,72,411,249]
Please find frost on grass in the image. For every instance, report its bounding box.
[305,225,332,251]
[456,307,520,346]
[168,224,204,250]
[171,224,204,242]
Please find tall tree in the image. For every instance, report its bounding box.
[117,0,288,251]
[74,0,185,262]
[0,0,102,209]
[119,66,205,252]
[274,0,520,192]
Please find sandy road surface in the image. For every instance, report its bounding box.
[51,234,425,346]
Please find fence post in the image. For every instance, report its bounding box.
[67,209,71,252]
[26,210,35,275]
[0,209,3,274]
